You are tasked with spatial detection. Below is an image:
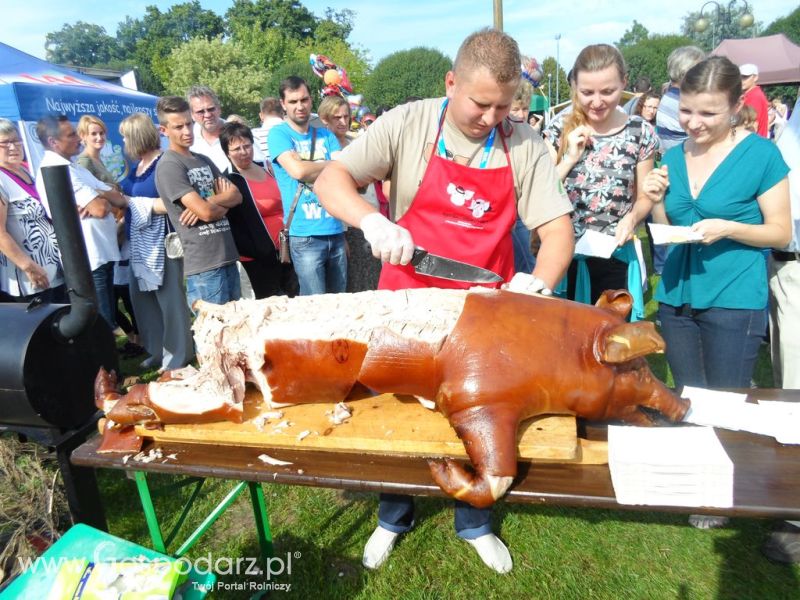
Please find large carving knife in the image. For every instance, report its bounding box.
[410,248,504,284]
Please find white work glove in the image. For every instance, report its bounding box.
[503,272,553,296]
[360,212,415,265]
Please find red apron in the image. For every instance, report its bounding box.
[379,107,517,291]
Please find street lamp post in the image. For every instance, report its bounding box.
[555,33,561,106]
[694,0,754,48]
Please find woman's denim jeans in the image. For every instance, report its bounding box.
[658,303,767,390]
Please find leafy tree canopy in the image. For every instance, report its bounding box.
[619,33,696,92]
[539,56,571,108]
[163,37,267,123]
[45,21,116,65]
[226,0,317,40]
[617,20,650,49]
[364,47,451,109]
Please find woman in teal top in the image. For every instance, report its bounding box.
[644,56,790,391]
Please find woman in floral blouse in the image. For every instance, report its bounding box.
[543,44,657,305]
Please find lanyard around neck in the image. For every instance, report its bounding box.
[436,99,496,169]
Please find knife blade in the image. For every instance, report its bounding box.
[410,248,504,284]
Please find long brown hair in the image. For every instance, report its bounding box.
[556,44,626,163]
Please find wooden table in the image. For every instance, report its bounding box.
[71,389,800,521]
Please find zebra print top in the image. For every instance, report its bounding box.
[0,168,62,296]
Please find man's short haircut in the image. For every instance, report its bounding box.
[186,85,220,107]
[453,28,520,84]
[156,96,191,125]
[36,114,69,148]
[219,121,254,156]
[667,46,706,84]
[633,76,652,93]
[260,97,284,116]
[279,76,309,100]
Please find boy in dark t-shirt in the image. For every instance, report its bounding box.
[154,96,242,310]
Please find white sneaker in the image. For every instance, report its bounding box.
[362,526,400,570]
[465,533,513,574]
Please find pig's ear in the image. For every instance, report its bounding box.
[594,289,633,320]
[600,321,666,363]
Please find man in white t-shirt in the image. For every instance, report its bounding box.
[187,85,232,172]
[35,114,127,328]
[251,96,284,163]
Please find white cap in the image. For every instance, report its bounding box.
[739,63,759,77]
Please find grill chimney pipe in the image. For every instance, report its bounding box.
[40,164,98,341]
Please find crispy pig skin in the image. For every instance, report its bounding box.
[97,420,143,454]
[94,288,690,508]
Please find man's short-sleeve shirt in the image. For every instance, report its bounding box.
[36,150,120,271]
[154,150,238,277]
[336,98,572,231]
[268,123,344,237]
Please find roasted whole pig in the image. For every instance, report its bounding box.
[95,287,689,507]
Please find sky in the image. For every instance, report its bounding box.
[3,0,797,73]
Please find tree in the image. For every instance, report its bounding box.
[116,2,225,94]
[680,6,760,51]
[617,21,650,49]
[762,5,800,43]
[619,34,696,91]
[163,37,268,122]
[365,48,451,109]
[45,22,116,65]
[226,0,317,40]
[539,57,570,108]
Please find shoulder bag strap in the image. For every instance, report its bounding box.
[284,127,318,230]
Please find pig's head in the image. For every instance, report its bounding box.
[591,291,690,426]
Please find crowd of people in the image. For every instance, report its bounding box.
[0,28,797,569]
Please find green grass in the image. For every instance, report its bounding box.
[94,238,799,599]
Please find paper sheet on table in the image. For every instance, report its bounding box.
[681,386,800,444]
[574,230,618,258]
[681,386,748,430]
[608,425,733,507]
[756,401,800,444]
[648,223,704,245]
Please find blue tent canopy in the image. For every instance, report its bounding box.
[0,42,158,177]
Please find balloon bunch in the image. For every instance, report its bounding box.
[521,55,544,88]
[309,53,353,97]
[310,53,373,131]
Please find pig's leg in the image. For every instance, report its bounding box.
[428,403,521,509]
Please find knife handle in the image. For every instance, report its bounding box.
[410,247,427,266]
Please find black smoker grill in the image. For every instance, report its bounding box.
[0,165,119,530]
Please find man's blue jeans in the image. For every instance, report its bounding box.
[186,263,241,312]
[658,303,767,390]
[290,233,347,295]
[92,261,116,329]
[377,493,493,540]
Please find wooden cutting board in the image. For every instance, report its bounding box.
[139,388,607,463]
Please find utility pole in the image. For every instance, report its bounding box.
[555,33,562,106]
[493,0,503,31]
